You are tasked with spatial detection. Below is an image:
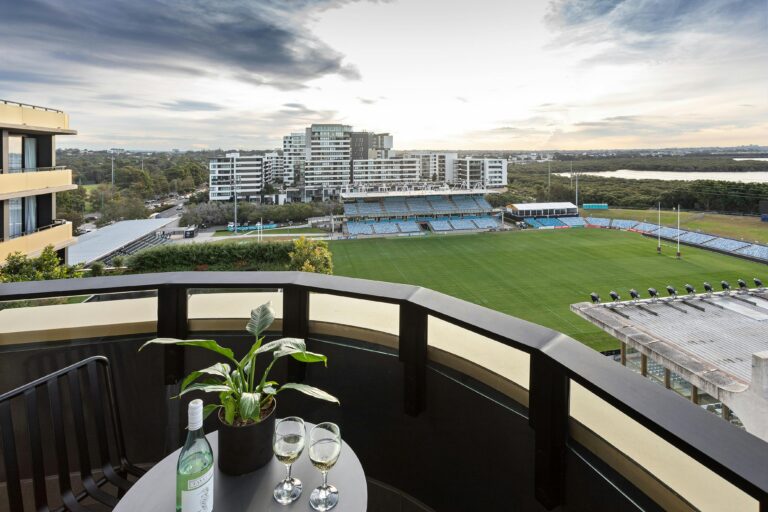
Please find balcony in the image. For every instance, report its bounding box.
[0,272,767,511]
[0,100,75,135]
[0,220,75,261]
[0,167,76,200]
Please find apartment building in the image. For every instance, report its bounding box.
[0,100,77,263]
[282,132,305,186]
[405,151,458,182]
[454,157,508,188]
[352,158,421,184]
[209,153,268,201]
[351,131,393,160]
[304,124,352,189]
[263,152,284,185]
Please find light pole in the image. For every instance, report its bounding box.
[676,204,681,259]
[109,148,123,186]
[227,152,240,235]
[657,202,661,254]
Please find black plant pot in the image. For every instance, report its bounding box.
[217,400,276,475]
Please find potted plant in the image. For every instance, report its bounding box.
[140,301,339,475]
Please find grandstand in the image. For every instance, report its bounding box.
[68,218,176,266]
[585,217,611,227]
[341,188,501,237]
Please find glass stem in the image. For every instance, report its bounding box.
[286,464,292,481]
[322,470,328,488]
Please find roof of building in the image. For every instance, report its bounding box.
[572,288,768,395]
[341,188,495,200]
[509,202,578,210]
[68,218,177,265]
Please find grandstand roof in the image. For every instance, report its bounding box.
[572,288,768,396]
[340,189,494,200]
[69,218,177,265]
[509,202,577,210]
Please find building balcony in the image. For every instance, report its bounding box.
[0,100,75,135]
[0,167,76,200]
[0,272,766,511]
[0,220,75,261]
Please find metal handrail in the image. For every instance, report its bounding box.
[2,166,69,174]
[0,99,64,114]
[5,220,68,240]
[0,272,766,506]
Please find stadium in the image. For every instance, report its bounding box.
[341,186,503,237]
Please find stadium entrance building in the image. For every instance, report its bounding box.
[341,186,502,237]
[506,202,579,229]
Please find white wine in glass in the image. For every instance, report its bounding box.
[309,422,341,512]
[273,417,305,505]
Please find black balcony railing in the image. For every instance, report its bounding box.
[0,272,767,511]
[2,166,69,174]
[0,99,64,114]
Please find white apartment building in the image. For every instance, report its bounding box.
[454,157,508,188]
[263,152,284,185]
[352,158,421,184]
[282,132,305,185]
[209,153,268,201]
[405,152,458,182]
[304,124,352,189]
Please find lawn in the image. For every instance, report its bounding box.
[329,229,767,352]
[213,227,325,237]
[585,208,767,244]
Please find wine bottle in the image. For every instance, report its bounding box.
[176,399,214,512]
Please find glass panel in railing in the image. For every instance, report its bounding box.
[187,288,283,332]
[569,381,757,512]
[427,316,530,405]
[308,293,398,348]
[0,290,158,346]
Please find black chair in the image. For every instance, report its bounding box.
[0,356,144,511]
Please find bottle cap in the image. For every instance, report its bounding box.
[188,399,203,431]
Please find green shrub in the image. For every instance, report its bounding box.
[89,261,106,277]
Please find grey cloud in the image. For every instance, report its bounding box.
[161,100,223,112]
[358,97,377,104]
[0,0,368,89]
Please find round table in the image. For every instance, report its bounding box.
[115,426,367,511]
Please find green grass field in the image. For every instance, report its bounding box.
[586,208,767,244]
[330,229,767,352]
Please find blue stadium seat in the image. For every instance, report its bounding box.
[449,219,476,230]
[397,221,421,233]
[679,232,716,245]
[632,222,659,233]
[611,219,638,230]
[472,217,500,229]
[524,217,542,228]
[557,217,586,227]
[585,217,611,227]
[429,220,453,231]
[536,217,565,227]
[703,237,751,252]
[735,244,768,261]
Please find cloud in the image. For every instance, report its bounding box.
[358,97,377,104]
[0,0,369,89]
[160,100,223,112]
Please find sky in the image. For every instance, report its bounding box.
[0,0,766,151]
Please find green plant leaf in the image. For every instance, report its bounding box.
[263,386,277,395]
[178,383,232,397]
[223,396,236,425]
[256,337,305,355]
[181,363,231,392]
[288,350,327,365]
[139,338,237,364]
[202,404,221,420]
[239,392,261,421]
[279,383,339,404]
[246,302,275,338]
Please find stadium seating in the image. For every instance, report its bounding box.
[429,220,453,232]
[104,233,170,265]
[347,222,374,235]
[397,221,421,233]
[373,222,399,234]
[474,197,493,210]
[703,237,751,252]
[611,219,639,230]
[535,217,565,227]
[524,218,542,228]
[453,196,481,212]
[450,219,476,230]
[655,227,687,239]
[585,217,611,227]
[557,216,586,227]
[343,203,358,216]
[406,198,431,214]
[632,222,659,233]
[735,244,768,261]
[679,232,716,245]
[427,196,456,213]
[356,201,385,216]
[472,217,500,229]
[382,198,409,215]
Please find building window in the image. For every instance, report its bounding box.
[9,198,23,237]
[8,136,22,172]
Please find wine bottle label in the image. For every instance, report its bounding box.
[181,465,214,512]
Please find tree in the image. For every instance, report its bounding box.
[288,238,333,275]
[98,193,150,226]
[0,246,80,282]
[57,187,88,228]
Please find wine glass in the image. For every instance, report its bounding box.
[309,422,341,512]
[273,416,306,505]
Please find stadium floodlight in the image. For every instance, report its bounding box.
[609,290,620,302]
[737,278,747,291]
[666,285,677,299]
[629,289,640,300]
[648,287,659,301]
[755,277,764,289]
[703,282,713,294]
[590,292,601,304]
[685,284,695,295]
[721,280,731,293]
